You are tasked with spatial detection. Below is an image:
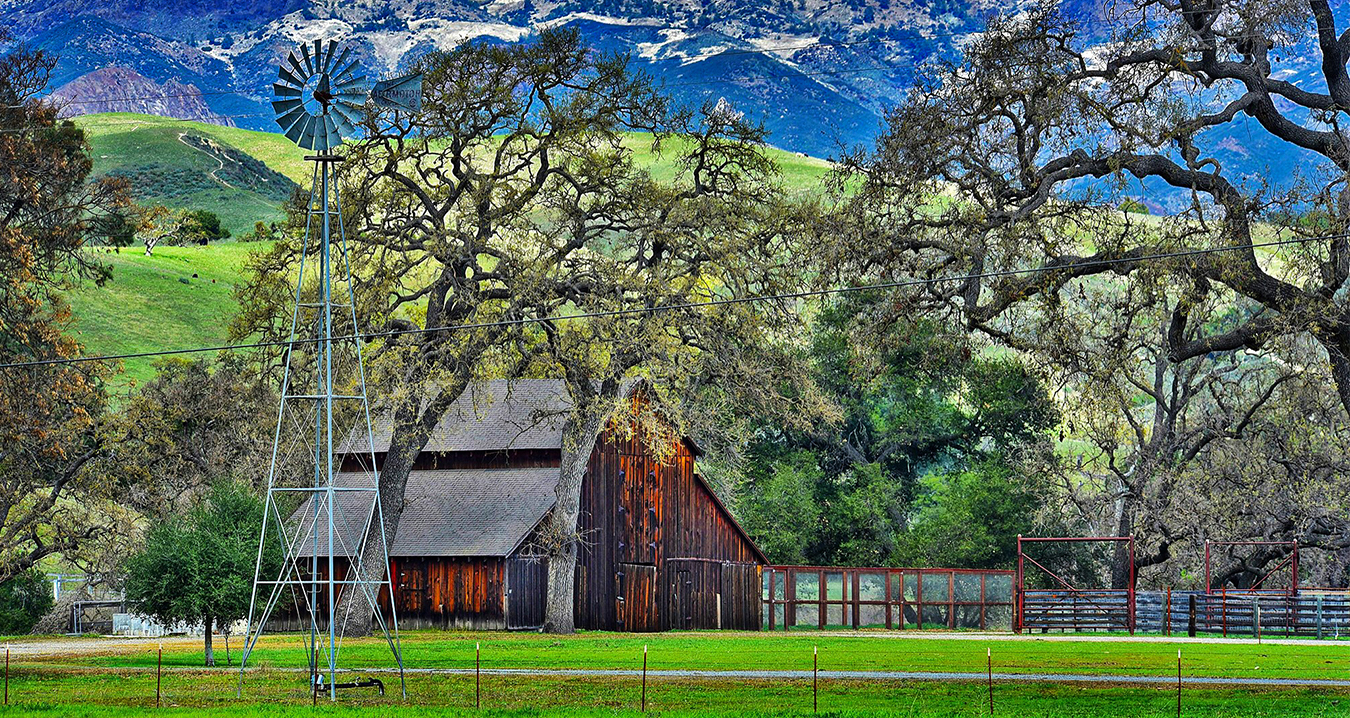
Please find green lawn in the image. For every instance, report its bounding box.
[0,671,1342,717]
[16,630,1350,681]
[2,631,1347,716]
[64,243,262,386]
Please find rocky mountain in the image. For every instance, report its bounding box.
[2,0,993,158]
[49,67,218,122]
[0,0,1336,192]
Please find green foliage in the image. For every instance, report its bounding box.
[123,481,279,665]
[183,209,230,243]
[736,293,1059,568]
[894,458,1047,568]
[736,451,822,565]
[0,568,54,634]
[1118,198,1149,214]
[102,354,275,516]
[92,211,137,248]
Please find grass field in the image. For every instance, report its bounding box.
[2,631,1346,716]
[64,243,257,386]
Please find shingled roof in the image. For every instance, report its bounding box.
[295,467,558,558]
[300,378,735,560]
[341,379,570,454]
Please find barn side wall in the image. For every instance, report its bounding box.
[390,556,506,630]
[267,556,509,631]
[575,427,763,632]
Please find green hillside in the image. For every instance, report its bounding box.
[76,114,833,237]
[65,244,256,387]
[65,114,835,386]
[79,114,311,237]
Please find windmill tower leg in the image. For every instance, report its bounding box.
[236,151,404,701]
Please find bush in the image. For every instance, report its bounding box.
[1119,198,1150,214]
[0,569,54,635]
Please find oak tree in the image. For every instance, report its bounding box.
[0,32,129,584]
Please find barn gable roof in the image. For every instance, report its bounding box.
[305,379,759,561]
[296,467,558,558]
[342,379,570,455]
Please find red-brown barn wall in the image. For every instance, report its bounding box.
[305,424,763,633]
[390,556,505,630]
[575,427,763,632]
[268,557,507,631]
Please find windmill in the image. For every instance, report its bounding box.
[237,38,419,702]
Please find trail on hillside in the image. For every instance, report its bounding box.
[178,132,234,190]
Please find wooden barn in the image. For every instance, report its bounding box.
[298,379,765,632]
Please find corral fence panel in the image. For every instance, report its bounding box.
[1018,589,1132,633]
[761,566,1014,631]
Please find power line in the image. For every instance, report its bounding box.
[0,57,903,135]
[0,111,275,134]
[0,234,1330,371]
[0,60,897,135]
[39,89,244,108]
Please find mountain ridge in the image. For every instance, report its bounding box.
[7,0,984,158]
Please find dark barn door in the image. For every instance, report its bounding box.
[667,568,693,630]
[506,557,547,629]
[616,563,658,632]
[619,461,660,564]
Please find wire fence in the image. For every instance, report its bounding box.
[3,635,1349,714]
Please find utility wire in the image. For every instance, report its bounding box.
[0,234,1331,371]
[0,58,903,135]
[0,58,899,136]
[0,111,277,134]
[34,89,245,108]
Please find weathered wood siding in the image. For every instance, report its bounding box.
[506,557,547,629]
[575,426,763,632]
[391,556,505,630]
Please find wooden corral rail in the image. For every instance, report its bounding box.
[1018,590,1133,633]
[1139,590,1350,639]
[762,566,1015,631]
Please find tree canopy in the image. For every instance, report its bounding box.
[0,30,129,584]
[124,481,279,666]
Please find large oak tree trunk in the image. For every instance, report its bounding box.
[1110,491,1137,591]
[335,377,472,637]
[542,394,613,634]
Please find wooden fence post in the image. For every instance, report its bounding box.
[156,643,162,709]
[1317,595,1325,640]
[812,645,818,715]
[987,647,994,716]
[1187,594,1196,637]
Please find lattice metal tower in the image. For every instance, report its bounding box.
[237,38,419,701]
